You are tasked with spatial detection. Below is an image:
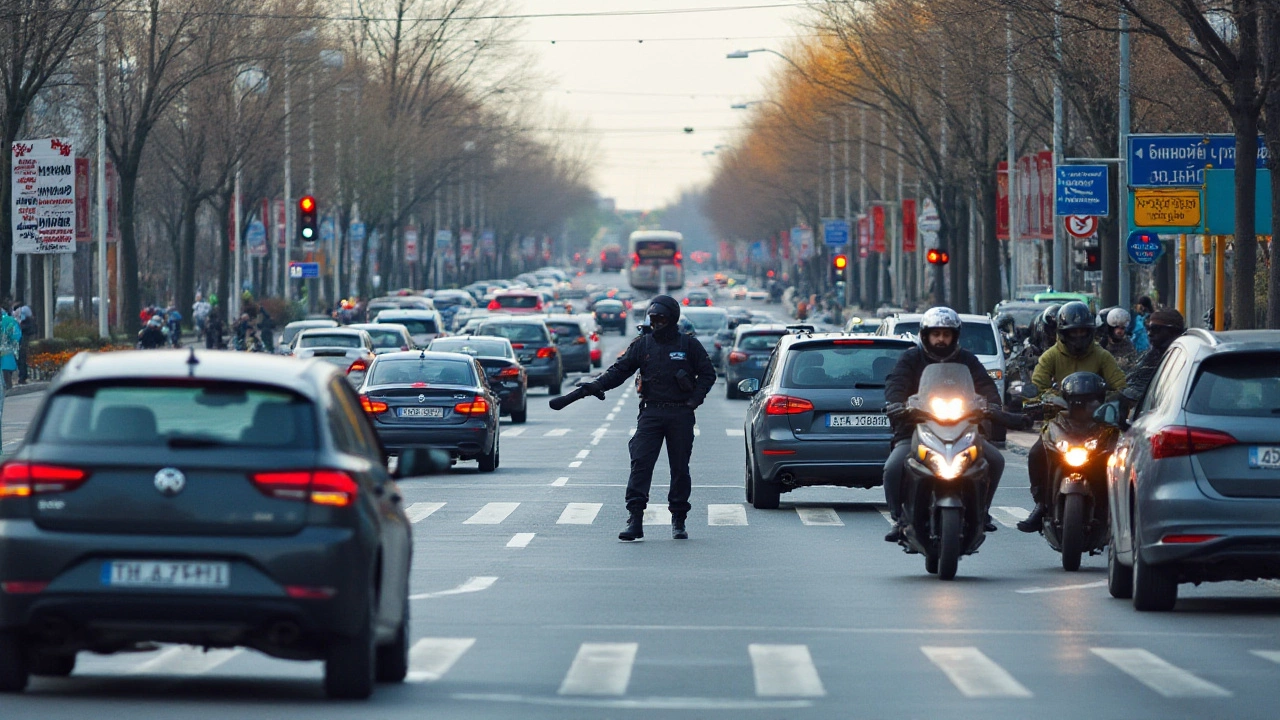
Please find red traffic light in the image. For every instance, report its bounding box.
[832,254,848,270]
[926,248,950,265]
[299,195,315,213]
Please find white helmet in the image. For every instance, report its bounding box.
[919,306,962,362]
[1106,307,1131,328]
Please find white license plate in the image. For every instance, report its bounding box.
[826,413,890,428]
[1249,446,1280,469]
[103,561,229,589]
[399,406,445,418]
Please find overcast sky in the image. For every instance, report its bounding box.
[518,1,806,211]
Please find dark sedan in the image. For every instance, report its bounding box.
[358,351,501,471]
[473,318,563,395]
[724,324,788,398]
[428,336,527,423]
[593,299,629,335]
[0,350,413,699]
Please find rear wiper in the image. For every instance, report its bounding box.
[167,436,232,448]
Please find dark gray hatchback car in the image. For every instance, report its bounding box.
[0,350,413,699]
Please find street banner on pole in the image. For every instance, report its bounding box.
[460,230,474,261]
[856,216,870,258]
[871,205,886,253]
[902,198,918,252]
[11,137,76,254]
[435,229,452,251]
[996,163,1009,240]
[274,199,286,248]
[481,229,496,257]
[75,157,90,241]
[246,219,267,257]
[1017,154,1034,239]
[404,226,419,262]
[349,221,366,264]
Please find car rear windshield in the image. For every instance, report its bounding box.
[595,301,624,312]
[38,382,317,448]
[739,333,784,351]
[430,339,512,358]
[784,344,907,389]
[548,322,584,339]
[379,318,437,335]
[366,329,408,349]
[298,334,363,348]
[683,311,727,332]
[476,323,547,343]
[890,321,998,356]
[370,359,476,386]
[1186,353,1280,417]
[497,295,539,309]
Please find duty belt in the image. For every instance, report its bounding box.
[642,401,689,408]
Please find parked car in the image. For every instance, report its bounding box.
[349,322,414,354]
[428,337,528,423]
[738,333,914,509]
[278,319,338,354]
[724,324,789,398]
[292,328,377,385]
[1107,329,1280,611]
[357,350,501,470]
[372,309,446,346]
[473,317,564,394]
[593,299,630,335]
[487,291,546,315]
[0,350,414,699]
[545,315,596,374]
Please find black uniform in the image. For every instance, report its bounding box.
[592,299,717,518]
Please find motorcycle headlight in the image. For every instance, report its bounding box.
[929,397,967,422]
[922,445,979,480]
[1064,447,1090,467]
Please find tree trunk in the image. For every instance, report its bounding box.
[176,195,198,327]
[1232,117,1259,329]
[118,165,142,331]
[980,176,1001,313]
[215,190,231,325]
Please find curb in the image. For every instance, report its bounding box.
[6,382,48,398]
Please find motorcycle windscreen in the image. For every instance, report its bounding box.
[910,363,979,444]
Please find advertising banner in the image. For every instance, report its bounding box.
[995,162,1009,240]
[902,198,918,252]
[11,137,76,254]
[404,226,419,262]
[871,205,886,253]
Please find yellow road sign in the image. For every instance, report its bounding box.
[1133,189,1201,228]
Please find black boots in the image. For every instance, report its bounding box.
[1017,504,1046,533]
[619,511,644,542]
[672,515,688,540]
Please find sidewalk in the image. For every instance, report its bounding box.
[1006,429,1037,456]
[6,381,48,398]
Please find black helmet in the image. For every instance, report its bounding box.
[1041,304,1062,332]
[1060,371,1107,421]
[1056,301,1095,357]
[646,294,681,321]
[995,312,1015,335]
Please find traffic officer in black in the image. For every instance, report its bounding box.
[550,295,716,541]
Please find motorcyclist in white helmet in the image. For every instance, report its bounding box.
[1098,307,1137,369]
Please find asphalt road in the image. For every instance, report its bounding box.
[8,287,1280,719]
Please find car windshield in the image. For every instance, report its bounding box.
[379,318,437,335]
[282,323,332,345]
[365,329,408,349]
[298,334,363,348]
[891,321,998,356]
[497,295,539,308]
[547,322,584,339]
[369,359,475,386]
[1187,353,1280,418]
[683,311,727,332]
[476,323,547,343]
[784,344,907,389]
[595,302,624,312]
[739,333,784,351]
[429,339,512,358]
[39,382,317,448]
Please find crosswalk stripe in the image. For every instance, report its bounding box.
[551,476,569,487]
[407,638,476,683]
[406,502,447,523]
[922,647,1033,698]
[121,646,241,676]
[629,427,637,436]
[749,644,826,697]
[463,502,520,525]
[726,428,745,437]
[991,506,1030,529]
[558,502,603,525]
[507,533,536,548]
[545,428,571,437]
[576,449,590,459]
[559,642,638,696]
[644,507,672,525]
[501,427,525,437]
[796,508,843,526]
[708,503,748,526]
[1091,648,1231,698]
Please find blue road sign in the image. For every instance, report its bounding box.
[1126,230,1162,265]
[320,216,335,243]
[1055,165,1109,216]
[245,219,266,257]
[349,221,365,243]
[1128,134,1267,187]
[288,261,320,279]
[822,218,849,247]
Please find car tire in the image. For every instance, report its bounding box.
[29,651,76,677]
[512,405,527,424]
[375,598,409,683]
[752,472,780,510]
[549,377,562,396]
[1108,542,1133,599]
[0,631,30,692]
[323,590,377,700]
[726,381,739,400]
[478,432,499,472]
[744,448,756,503]
[1132,541,1178,612]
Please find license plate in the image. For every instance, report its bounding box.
[826,413,890,428]
[1249,446,1280,469]
[518,354,533,362]
[399,406,444,418]
[103,561,229,589]
[752,357,769,367]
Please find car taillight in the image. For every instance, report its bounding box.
[1,581,49,594]
[497,367,520,378]
[833,339,873,345]
[729,351,749,364]
[454,396,490,415]
[0,462,89,497]
[511,343,525,349]
[765,395,814,415]
[632,253,640,267]
[574,336,587,345]
[250,469,358,507]
[1160,534,1222,544]
[537,346,556,359]
[591,333,599,342]
[360,394,388,414]
[487,300,500,310]
[683,298,690,305]
[347,358,368,375]
[1150,426,1238,459]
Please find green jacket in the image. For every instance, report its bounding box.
[1031,338,1128,395]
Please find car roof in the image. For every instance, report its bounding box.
[374,350,478,363]
[1182,329,1280,355]
[375,309,438,318]
[682,306,727,315]
[350,322,409,334]
[495,290,539,296]
[299,327,369,337]
[52,349,339,399]
[781,332,915,349]
[886,313,993,324]
[736,323,790,335]
[285,319,338,328]
[477,316,546,325]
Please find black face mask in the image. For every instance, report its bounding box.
[648,313,676,340]
[1062,329,1092,357]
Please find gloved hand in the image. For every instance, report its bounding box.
[685,397,703,409]
[583,382,606,401]
[885,402,911,425]
[549,383,607,411]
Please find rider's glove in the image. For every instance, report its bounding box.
[885,402,911,425]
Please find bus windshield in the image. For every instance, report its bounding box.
[634,240,677,263]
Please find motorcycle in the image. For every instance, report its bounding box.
[897,363,1020,580]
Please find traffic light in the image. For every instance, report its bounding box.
[831,253,848,283]
[1085,245,1100,271]
[298,195,318,245]
[926,248,950,265]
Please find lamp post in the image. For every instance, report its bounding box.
[96,11,107,338]
[233,66,268,320]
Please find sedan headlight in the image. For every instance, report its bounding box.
[928,397,967,422]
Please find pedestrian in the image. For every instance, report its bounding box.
[0,308,20,389]
[548,294,716,541]
[1130,295,1154,352]
[13,301,33,384]
[137,315,167,349]
[192,293,211,338]
[205,311,226,349]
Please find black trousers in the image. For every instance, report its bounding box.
[626,404,695,517]
[1027,438,1048,505]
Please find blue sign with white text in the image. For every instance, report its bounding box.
[1055,165,1109,216]
[1126,230,1162,266]
[1128,134,1267,187]
[822,218,849,247]
[288,262,320,279]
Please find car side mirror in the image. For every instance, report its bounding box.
[1093,400,1121,426]
[738,378,760,395]
[393,446,452,478]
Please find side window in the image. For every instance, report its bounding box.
[474,360,489,390]
[1139,348,1185,415]
[761,345,782,387]
[329,378,382,461]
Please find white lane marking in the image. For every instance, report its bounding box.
[749,644,826,697]
[1091,648,1231,698]
[796,508,843,526]
[463,502,520,525]
[501,427,526,437]
[693,427,701,436]
[451,693,812,710]
[1016,580,1108,594]
[629,427,637,436]
[644,507,673,525]
[991,506,1030,529]
[1251,650,1280,665]
[410,576,498,600]
[507,533,536,548]
[559,642,638,696]
[591,436,603,446]
[921,647,1033,698]
[591,427,609,436]
[551,476,569,487]
[545,428,571,437]
[708,504,748,526]
[124,646,241,676]
[606,413,616,421]
[569,461,583,468]
[558,503,603,525]
[878,508,895,525]
[407,638,476,682]
[576,449,591,459]
[407,502,447,523]
[726,428,744,437]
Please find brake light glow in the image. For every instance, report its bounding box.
[359,395,389,414]
[347,358,368,375]
[1,581,49,594]
[511,343,525,349]
[632,253,640,268]
[1151,426,1238,459]
[765,395,814,415]
[1160,534,1222,544]
[574,336,587,345]
[487,299,500,310]
[454,396,490,416]
[682,298,690,305]
[285,585,337,599]
[496,367,521,378]
[729,351,749,364]
[536,346,556,359]
[833,339,874,345]
[0,462,89,497]
[250,469,358,507]
[762,449,796,455]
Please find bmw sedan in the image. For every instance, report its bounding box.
[0,350,413,699]
[738,333,913,509]
[358,351,501,471]
[428,336,528,423]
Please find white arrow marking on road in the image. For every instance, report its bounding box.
[749,644,826,697]
[559,643,638,696]
[545,428,571,437]
[1091,648,1231,697]
[463,502,520,524]
[1015,580,1107,594]
[406,502,447,523]
[410,576,498,600]
[708,504,748,526]
[558,502,603,525]
[725,428,744,437]
[501,427,525,437]
[796,508,843,526]
[407,638,476,682]
[507,533,536,548]
[922,647,1033,698]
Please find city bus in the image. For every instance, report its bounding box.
[627,231,684,292]
[599,243,625,272]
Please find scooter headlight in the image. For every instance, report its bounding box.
[922,445,979,480]
[1063,447,1090,467]
[929,396,967,423]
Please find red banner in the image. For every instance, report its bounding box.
[75,158,91,241]
[996,162,1009,240]
[1037,150,1054,239]
[105,160,118,242]
[1018,154,1033,239]
[871,205,886,253]
[857,216,870,258]
[902,198,917,252]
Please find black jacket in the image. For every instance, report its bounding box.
[885,346,1001,443]
[594,331,716,405]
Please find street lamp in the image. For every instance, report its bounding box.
[232,66,268,319]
